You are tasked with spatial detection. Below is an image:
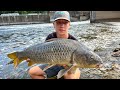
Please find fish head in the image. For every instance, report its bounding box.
[77,51,103,68]
[85,51,103,68]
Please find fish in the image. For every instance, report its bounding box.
[7,38,103,79]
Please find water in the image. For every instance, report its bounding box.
[0,20,120,79]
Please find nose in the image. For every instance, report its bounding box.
[60,23,65,27]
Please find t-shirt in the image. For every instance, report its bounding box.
[45,32,77,41]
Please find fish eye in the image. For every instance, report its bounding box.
[90,56,94,60]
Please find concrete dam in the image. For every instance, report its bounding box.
[0,14,50,25]
[0,11,90,25]
[90,11,120,22]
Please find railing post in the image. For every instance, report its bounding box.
[90,11,96,23]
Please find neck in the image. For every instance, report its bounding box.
[56,33,69,39]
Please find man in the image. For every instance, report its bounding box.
[28,11,81,79]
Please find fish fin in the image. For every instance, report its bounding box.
[57,65,75,79]
[28,60,36,66]
[6,60,23,66]
[7,52,17,60]
[19,59,24,64]
[7,52,20,68]
[67,66,78,74]
[57,69,67,79]
[6,60,14,65]
[43,64,55,71]
[14,58,19,68]
[14,58,25,68]
[7,52,27,68]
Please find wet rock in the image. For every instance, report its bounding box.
[113,48,120,52]
[111,48,120,57]
[112,51,120,57]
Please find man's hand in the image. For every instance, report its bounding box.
[26,58,31,62]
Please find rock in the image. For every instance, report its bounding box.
[111,51,120,57]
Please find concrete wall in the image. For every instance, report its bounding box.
[96,11,120,19]
[90,11,120,22]
[0,11,90,25]
[0,14,50,25]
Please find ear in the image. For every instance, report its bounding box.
[68,22,70,29]
[69,22,70,25]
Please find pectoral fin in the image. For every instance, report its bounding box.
[57,65,76,79]
[57,69,67,79]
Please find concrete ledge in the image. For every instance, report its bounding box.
[0,22,46,26]
[94,18,120,23]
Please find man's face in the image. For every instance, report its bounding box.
[53,19,70,35]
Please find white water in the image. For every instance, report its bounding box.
[0,20,120,79]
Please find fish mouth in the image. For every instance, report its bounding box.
[96,63,104,68]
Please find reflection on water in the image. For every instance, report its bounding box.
[0,20,120,79]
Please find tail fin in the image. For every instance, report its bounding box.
[7,52,26,68]
[7,52,17,60]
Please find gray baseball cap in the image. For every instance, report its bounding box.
[53,11,70,22]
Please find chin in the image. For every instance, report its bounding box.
[59,32,66,35]
[59,30,66,33]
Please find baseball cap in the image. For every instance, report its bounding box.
[53,11,70,22]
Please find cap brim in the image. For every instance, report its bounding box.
[54,17,70,22]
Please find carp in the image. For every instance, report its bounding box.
[7,38,103,79]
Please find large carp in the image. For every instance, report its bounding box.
[7,38,103,78]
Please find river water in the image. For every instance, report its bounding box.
[0,20,120,79]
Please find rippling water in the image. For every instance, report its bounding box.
[0,20,120,79]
